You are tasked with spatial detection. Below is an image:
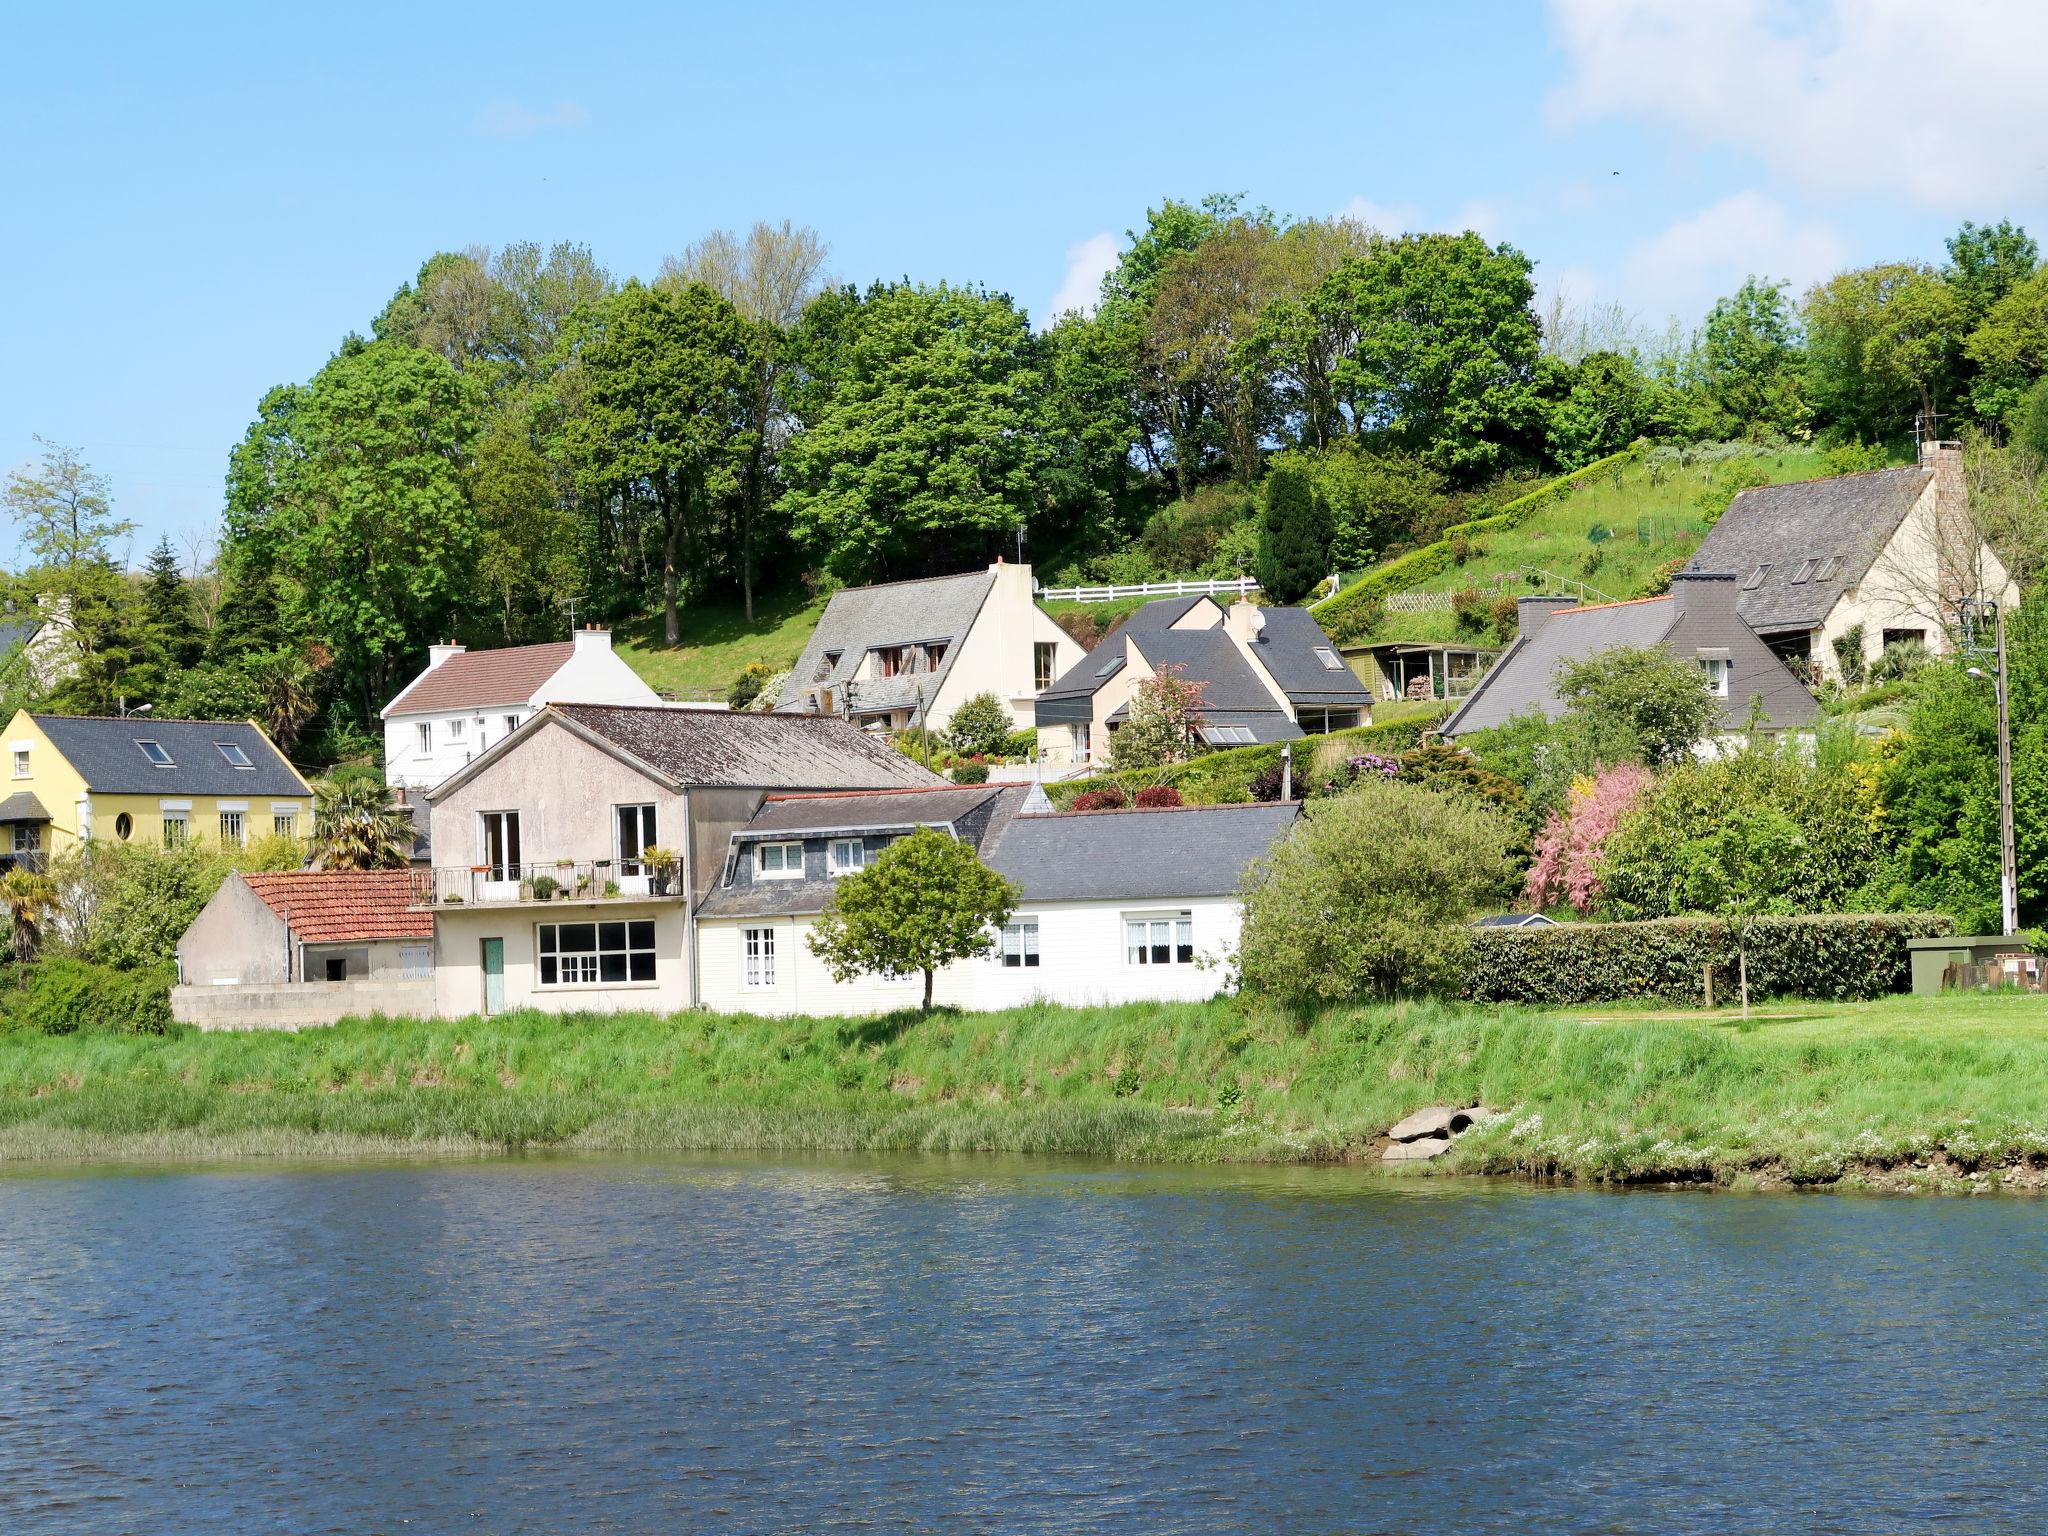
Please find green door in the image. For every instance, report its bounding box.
[482,938,505,1014]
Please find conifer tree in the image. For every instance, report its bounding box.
[1255,464,1332,604]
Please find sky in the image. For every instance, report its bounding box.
[5,0,2048,560]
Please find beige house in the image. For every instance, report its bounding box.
[1686,441,2020,682]
[776,560,1084,736]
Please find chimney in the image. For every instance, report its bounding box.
[1670,569,1739,620]
[573,625,613,657]
[1224,598,1266,645]
[1516,595,1578,637]
[427,640,465,669]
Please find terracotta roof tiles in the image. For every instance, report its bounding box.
[240,871,433,943]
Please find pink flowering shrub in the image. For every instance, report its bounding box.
[1523,763,1653,915]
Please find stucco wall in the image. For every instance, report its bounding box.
[697,914,977,1016]
[171,979,435,1030]
[928,563,1086,733]
[177,874,293,985]
[433,901,690,1018]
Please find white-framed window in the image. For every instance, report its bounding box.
[1313,646,1345,671]
[999,918,1039,968]
[744,926,776,987]
[479,810,521,879]
[1125,911,1194,967]
[399,945,433,980]
[10,748,27,779]
[538,919,656,987]
[616,803,657,875]
[757,842,803,879]
[448,717,465,741]
[416,721,433,754]
[273,813,296,838]
[829,837,866,876]
[216,743,254,769]
[1700,658,1731,697]
[162,813,188,848]
[218,810,245,846]
[504,714,521,738]
[1034,641,1057,692]
[137,739,174,767]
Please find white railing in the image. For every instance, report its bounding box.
[1036,576,1260,604]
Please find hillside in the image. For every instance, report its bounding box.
[614,588,828,701]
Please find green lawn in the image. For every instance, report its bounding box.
[614,588,828,700]
[5,991,2047,1189]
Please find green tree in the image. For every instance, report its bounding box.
[1236,778,1519,1004]
[312,765,415,870]
[1107,665,1206,771]
[470,403,578,643]
[2,438,134,570]
[1280,445,1446,570]
[1554,644,1721,766]
[1965,265,2048,425]
[1697,276,1808,437]
[1034,311,1144,558]
[1804,264,1968,441]
[1548,351,1649,469]
[1944,220,2039,323]
[1254,463,1331,603]
[946,691,1012,757]
[807,826,1019,1010]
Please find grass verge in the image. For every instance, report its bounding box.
[5,994,2048,1189]
[614,587,828,698]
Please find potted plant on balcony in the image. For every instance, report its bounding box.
[530,874,559,902]
[644,846,679,896]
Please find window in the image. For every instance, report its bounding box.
[503,714,521,739]
[136,740,174,767]
[218,810,245,846]
[829,838,866,876]
[1790,558,1819,585]
[216,743,254,769]
[448,717,465,741]
[162,813,188,848]
[1034,642,1057,692]
[12,824,39,855]
[1125,912,1194,967]
[1742,564,1771,591]
[1313,646,1345,672]
[538,919,657,986]
[923,641,948,671]
[10,749,26,779]
[1198,725,1257,747]
[816,649,843,683]
[400,945,433,981]
[113,812,132,841]
[273,813,296,838]
[744,926,776,987]
[479,811,522,880]
[1700,658,1731,697]
[416,722,433,754]
[614,803,658,875]
[757,842,803,879]
[999,919,1039,968]
[1883,628,1928,651]
[1816,555,1844,581]
[1075,723,1092,760]
[874,645,909,679]
[325,956,348,982]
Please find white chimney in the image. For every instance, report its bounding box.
[573,625,613,657]
[1225,598,1266,644]
[427,640,465,669]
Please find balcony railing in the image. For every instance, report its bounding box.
[407,860,682,909]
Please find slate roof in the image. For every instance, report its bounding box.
[986,802,1301,902]
[1686,466,1928,633]
[737,784,1005,838]
[381,641,576,718]
[240,871,433,943]
[1244,606,1377,707]
[0,620,40,661]
[0,791,48,823]
[32,715,308,796]
[549,704,944,790]
[1128,629,1286,712]
[777,569,997,717]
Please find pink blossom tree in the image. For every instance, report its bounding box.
[1523,763,1653,915]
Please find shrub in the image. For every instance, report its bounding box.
[951,762,990,785]
[1523,764,1653,914]
[1238,779,1521,1004]
[1002,728,1039,760]
[1107,666,1204,771]
[1070,787,1128,811]
[727,661,779,711]
[947,691,1012,757]
[1465,912,1955,1006]
[1451,586,1491,637]
[1397,742,1528,818]
[1555,644,1721,766]
[1634,557,1686,598]
[1134,785,1183,808]
[744,669,790,712]
[5,957,176,1035]
[1697,460,1771,525]
[1823,441,1890,476]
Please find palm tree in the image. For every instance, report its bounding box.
[312,767,414,870]
[0,869,59,968]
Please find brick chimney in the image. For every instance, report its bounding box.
[427,640,465,668]
[1516,595,1578,637]
[1670,569,1739,620]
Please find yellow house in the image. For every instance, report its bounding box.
[0,711,313,864]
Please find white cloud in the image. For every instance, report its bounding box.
[1620,190,1850,324]
[1338,196,1425,235]
[1547,0,2048,210]
[1451,201,1502,242]
[1045,231,1120,321]
[474,99,591,139]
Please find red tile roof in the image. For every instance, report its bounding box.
[382,642,575,716]
[241,871,433,943]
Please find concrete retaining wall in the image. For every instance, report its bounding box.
[171,979,436,1031]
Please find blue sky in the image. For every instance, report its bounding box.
[5,0,2046,558]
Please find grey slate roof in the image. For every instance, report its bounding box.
[1239,606,1377,707]
[0,791,49,823]
[986,802,1301,902]
[0,620,40,662]
[33,715,306,796]
[777,569,997,717]
[553,704,944,790]
[735,784,1005,838]
[1036,595,1220,710]
[1687,466,1927,633]
[1128,629,1287,713]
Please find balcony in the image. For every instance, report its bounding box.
[407,859,682,910]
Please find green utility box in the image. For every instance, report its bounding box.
[1907,935,2040,996]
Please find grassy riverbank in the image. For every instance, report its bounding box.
[6,994,2048,1187]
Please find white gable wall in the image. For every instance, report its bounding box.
[926,563,1087,734]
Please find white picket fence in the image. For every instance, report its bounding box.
[1035,576,1260,604]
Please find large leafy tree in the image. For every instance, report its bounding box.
[1548,351,1650,469]
[1697,276,1808,438]
[1804,264,1969,442]
[1554,644,1722,767]
[1965,266,2048,426]
[778,281,1044,583]
[1032,310,1143,559]
[1944,220,2039,324]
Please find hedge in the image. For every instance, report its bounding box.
[1047,709,1451,808]
[1465,912,1957,1007]
[1,958,178,1036]
[1313,440,1649,643]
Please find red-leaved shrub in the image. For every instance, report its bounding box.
[1134,785,1183,808]
[1071,787,1128,811]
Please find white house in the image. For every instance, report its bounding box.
[381,627,660,790]
[776,560,1085,737]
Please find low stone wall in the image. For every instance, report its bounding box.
[171,979,436,1031]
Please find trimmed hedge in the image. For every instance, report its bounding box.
[1466,912,1957,1007]
[1314,440,1649,642]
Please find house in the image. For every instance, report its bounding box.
[381,627,659,790]
[171,870,435,1030]
[1438,572,1820,741]
[777,560,1084,736]
[0,710,312,865]
[1034,595,1373,768]
[1685,440,2020,681]
[1348,640,1502,703]
[418,703,944,1018]
[695,791,1300,1014]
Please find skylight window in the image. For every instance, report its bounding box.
[1816,555,1843,581]
[1790,558,1819,585]
[216,743,254,769]
[1198,725,1257,746]
[1313,646,1345,671]
[137,740,174,767]
[1742,564,1771,591]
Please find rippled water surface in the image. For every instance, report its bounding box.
[3,1156,2047,1533]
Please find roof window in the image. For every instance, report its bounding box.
[1198,725,1257,746]
[1313,646,1345,672]
[1790,558,1819,585]
[217,743,254,769]
[1742,564,1771,591]
[1816,555,1843,581]
[137,740,174,767]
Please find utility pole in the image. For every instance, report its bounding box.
[1963,599,2019,935]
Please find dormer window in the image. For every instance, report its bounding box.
[757,842,803,879]
[1313,646,1345,671]
[923,641,948,671]
[815,649,843,683]
[216,743,254,769]
[137,740,174,767]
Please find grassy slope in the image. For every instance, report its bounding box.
[7,993,2048,1189]
[614,588,829,699]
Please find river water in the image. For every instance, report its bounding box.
[1,1155,2045,1534]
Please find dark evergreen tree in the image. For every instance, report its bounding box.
[1254,464,1331,605]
